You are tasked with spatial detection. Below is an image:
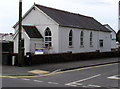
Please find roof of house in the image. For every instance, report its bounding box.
[104,24,116,33]
[23,25,43,38]
[35,4,110,32]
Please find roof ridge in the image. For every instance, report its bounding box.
[35,4,92,18]
[22,25,35,27]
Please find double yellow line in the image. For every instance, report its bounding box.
[0,62,118,78]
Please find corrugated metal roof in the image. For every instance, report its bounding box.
[35,4,110,32]
[23,25,43,38]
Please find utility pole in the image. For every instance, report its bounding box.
[117,1,120,43]
[118,1,120,31]
[18,0,24,67]
[117,1,120,57]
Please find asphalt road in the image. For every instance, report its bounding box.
[2,62,119,88]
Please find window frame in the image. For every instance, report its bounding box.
[80,31,84,47]
[44,28,52,48]
[99,40,103,47]
[69,30,73,47]
[90,32,93,47]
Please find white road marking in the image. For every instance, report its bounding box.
[9,77,18,79]
[48,82,59,85]
[21,78,30,81]
[108,75,120,80]
[65,74,101,87]
[33,80,43,83]
[88,84,101,87]
[51,69,61,73]
[65,84,77,87]
[74,74,101,83]
[65,83,83,87]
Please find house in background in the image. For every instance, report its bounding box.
[104,24,117,50]
[0,33,13,42]
[13,4,112,54]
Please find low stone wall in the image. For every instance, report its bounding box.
[30,51,119,65]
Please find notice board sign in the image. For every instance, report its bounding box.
[35,49,44,54]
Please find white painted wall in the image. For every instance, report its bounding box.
[22,30,30,54]
[30,38,44,54]
[59,26,111,53]
[104,25,117,50]
[13,29,30,54]
[14,6,59,54]
[111,32,117,49]
[99,31,111,52]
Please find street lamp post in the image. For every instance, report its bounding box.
[18,0,24,67]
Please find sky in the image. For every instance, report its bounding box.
[0,0,119,33]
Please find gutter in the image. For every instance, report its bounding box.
[59,24,111,33]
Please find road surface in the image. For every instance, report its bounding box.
[2,62,119,88]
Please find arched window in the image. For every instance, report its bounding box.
[69,30,73,46]
[90,32,93,46]
[45,28,52,47]
[80,31,84,46]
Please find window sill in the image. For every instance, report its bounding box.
[44,47,53,49]
[80,45,84,48]
[90,45,93,47]
[69,46,73,48]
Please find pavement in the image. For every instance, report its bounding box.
[2,57,120,76]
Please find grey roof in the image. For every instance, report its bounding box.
[35,4,110,32]
[23,25,43,38]
[104,24,115,33]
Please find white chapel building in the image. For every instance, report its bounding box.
[13,4,113,54]
[104,24,117,50]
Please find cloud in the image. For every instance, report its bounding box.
[0,0,119,33]
[88,1,111,5]
[60,0,111,6]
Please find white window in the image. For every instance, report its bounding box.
[80,31,84,46]
[69,30,73,47]
[45,28,52,48]
[90,32,93,47]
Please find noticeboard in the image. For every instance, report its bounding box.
[35,49,44,54]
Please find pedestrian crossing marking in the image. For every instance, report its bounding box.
[28,70,49,74]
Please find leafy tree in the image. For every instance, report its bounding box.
[116,30,120,43]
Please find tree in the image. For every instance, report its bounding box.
[116,30,120,43]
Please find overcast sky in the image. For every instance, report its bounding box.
[0,0,119,33]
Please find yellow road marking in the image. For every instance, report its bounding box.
[0,62,118,78]
[28,70,49,74]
